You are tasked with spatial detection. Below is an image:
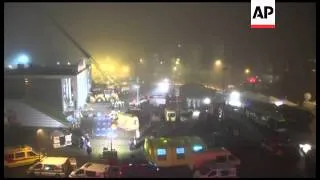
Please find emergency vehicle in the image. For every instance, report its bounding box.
[27,157,76,177]
[143,136,207,168]
[143,136,240,171]
[4,145,45,168]
[193,162,238,178]
[189,147,241,170]
[69,162,111,178]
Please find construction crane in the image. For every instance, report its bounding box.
[38,7,119,86]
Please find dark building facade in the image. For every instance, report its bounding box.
[4,60,91,115]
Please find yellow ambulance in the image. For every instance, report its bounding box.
[4,145,45,168]
[143,136,207,168]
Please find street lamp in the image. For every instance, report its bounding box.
[175,58,181,65]
[215,59,222,67]
[245,68,250,74]
[139,58,143,64]
[173,66,177,72]
[36,129,44,160]
[123,66,130,73]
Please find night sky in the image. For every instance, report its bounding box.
[4,3,316,73]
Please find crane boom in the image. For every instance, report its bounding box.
[38,7,117,85]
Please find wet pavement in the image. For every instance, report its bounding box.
[4,102,315,178]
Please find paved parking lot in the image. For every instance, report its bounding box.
[4,102,315,178]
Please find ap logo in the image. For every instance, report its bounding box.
[251,0,276,29]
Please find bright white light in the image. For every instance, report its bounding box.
[135,129,140,138]
[274,101,284,106]
[8,65,13,69]
[67,62,71,65]
[163,78,169,83]
[17,54,30,64]
[192,110,201,118]
[203,97,211,105]
[157,82,170,93]
[228,91,242,107]
[133,85,140,89]
[299,144,312,154]
[230,91,240,99]
[57,62,60,65]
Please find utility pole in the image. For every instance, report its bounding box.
[136,77,140,106]
[175,85,180,122]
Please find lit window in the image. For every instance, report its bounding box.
[176,147,185,154]
[176,147,185,159]
[157,148,167,160]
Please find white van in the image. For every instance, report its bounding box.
[26,157,76,177]
[69,162,114,178]
[4,145,45,168]
[194,163,238,178]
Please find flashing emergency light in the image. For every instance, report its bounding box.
[248,77,257,83]
[192,145,203,152]
[176,147,185,154]
[157,148,167,156]
[228,91,242,107]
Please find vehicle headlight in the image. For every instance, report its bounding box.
[299,144,312,154]
[274,101,283,106]
[203,97,211,105]
[228,91,242,107]
[192,110,201,117]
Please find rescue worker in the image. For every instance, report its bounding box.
[86,141,92,155]
[80,136,85,149]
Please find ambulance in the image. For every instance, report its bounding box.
[143,136,207,168]
[27,157,76,177]
[143,136,240,171]
[4,145,45,168]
